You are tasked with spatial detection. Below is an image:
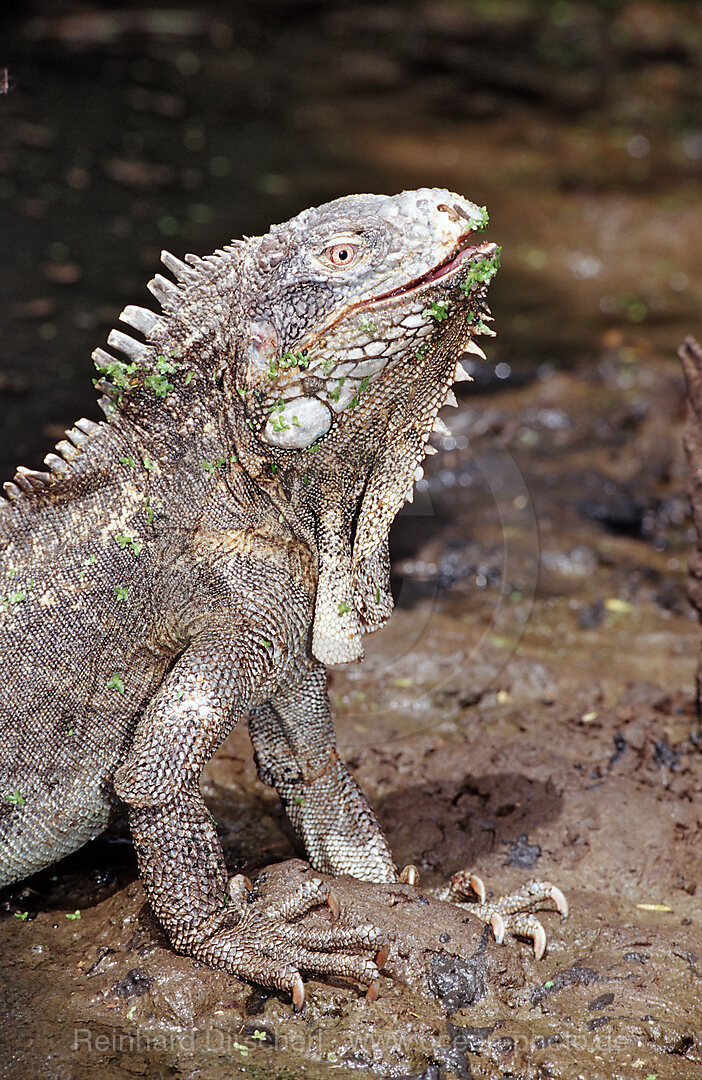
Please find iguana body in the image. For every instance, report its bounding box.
[0,190,565,1004]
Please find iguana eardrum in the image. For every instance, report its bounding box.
[0,189,566,1007]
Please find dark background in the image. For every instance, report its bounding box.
[0,0,700,483]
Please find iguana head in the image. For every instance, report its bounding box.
[100,188,496,478]
[235,189,499,452]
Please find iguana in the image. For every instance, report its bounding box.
[0,189,567,1007]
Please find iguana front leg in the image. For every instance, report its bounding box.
[251,664,568,957]
[249,663,396,881]
[113,629,385,1007]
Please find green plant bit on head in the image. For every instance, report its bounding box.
[107,673,125,694]
[460,248,502,294]
[65,910,81,920]
[155,354,179,375]
[279,349,310,371]
[424,299,450,322]
[203,457,226,474]
[464,310,491,329]
[6,790,25,806]
[144,373,173,398]
[468,205,489,231]
[3,591,26,608]
[116,535,142,556]
[119,456,137,467]
[93,356,139,391]
[359,315,377,333]
[114,585,128,601]
[338,600,351,615]
[329,375,347,403]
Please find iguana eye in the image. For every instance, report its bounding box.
[325,242,360,268]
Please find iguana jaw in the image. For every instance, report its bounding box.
[364,238,497,304]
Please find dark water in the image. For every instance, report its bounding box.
[1,0,699,483]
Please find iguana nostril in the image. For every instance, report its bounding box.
[436,202,462,223]
[453,203,474,222]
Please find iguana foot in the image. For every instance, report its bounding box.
[189,870,388,1009]
[401,865,568,960]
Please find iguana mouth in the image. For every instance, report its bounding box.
[367,238,498,304]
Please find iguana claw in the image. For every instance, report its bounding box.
[433,871,568,959]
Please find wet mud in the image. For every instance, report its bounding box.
[1,2,701,1078]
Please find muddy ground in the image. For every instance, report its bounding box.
[0,2,701,1078]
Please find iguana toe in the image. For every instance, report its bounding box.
[189,872,387,1007]
[433,871,568,959]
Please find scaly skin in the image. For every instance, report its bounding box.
[0,190,565,1006]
